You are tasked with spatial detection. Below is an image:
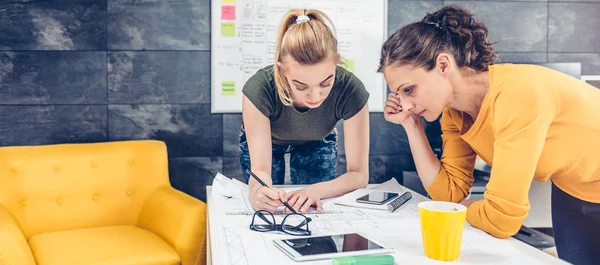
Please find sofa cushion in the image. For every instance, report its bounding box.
[0,140,169,238]
[28,225,180,265]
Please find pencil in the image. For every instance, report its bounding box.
[246,169,298,214]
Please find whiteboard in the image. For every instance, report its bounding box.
[211,0,388,113]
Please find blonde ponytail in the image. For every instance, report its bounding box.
[274,9,339,106]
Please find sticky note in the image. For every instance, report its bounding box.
[341,59,355,73]
[222,81,235,96]
[221,22,235,37]
[221,5,236,20]
[222,0,235,3]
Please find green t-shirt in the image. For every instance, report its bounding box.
[242,65,369,145]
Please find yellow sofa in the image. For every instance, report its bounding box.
[0,140,206,265]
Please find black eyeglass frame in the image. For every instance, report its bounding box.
[249,210,312,236]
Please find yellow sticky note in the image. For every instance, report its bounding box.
[221,22,235,37]
[222,81,236,96]
[222,0,236,3]
[341,59,355,73]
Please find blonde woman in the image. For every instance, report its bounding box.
[240,9,370,213]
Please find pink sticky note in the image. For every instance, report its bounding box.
[221,5,236,20]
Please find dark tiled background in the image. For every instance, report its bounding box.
[1,0,599,202]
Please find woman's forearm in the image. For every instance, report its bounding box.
[404,122,442,189]
[309,170,368,199]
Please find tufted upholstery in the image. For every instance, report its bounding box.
[0,140,206,265]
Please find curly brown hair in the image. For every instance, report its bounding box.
[378,5,499,73]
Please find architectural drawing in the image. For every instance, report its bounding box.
[224,228,249,265]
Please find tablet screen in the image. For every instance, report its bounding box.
[282,233,384,256]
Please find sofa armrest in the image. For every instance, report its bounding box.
[137,186,207,265]
[0,205,36,265]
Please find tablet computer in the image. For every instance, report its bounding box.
[273,232,394,262]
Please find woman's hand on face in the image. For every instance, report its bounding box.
[284,187,323,213]
[384,92,420,127]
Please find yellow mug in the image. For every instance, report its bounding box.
[418,201,467,261]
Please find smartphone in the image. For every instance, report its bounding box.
[356,191,399,205]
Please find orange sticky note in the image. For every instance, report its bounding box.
[221,5,236,20]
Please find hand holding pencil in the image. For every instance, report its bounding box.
[246,169,296,213]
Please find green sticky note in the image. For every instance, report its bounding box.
[341,59,355,73]
[221,22,235,37]
[222,81,235,96]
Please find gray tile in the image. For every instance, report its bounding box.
[336,155,347,176]
[0,105,107,146]
[548,53,600,76]
[586,80,600,89]
[498,53,547,64]
[0,0,107,50]
[540,62,583,79]
[369,155,415,184]
[108,104,222,157]
[169,157,222,202]
[369,113,411,155]
[387,1,444,36]
[108,51,210,104]
[549,3,600,53]
[223,114,243,157]
[0,52,106,104]
[445,2,547,52]
[108,0,210,50]
[425,119,443,157]
[335,121,345,155]
[336,155,402,184]
[402,171,428,197]
[284,154,291,184]
[444,0,546,1]
[223,157,245,183]
[549,0,600,2]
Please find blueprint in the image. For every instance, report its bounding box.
[208,174,568,265]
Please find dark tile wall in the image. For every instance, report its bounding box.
[0,0,107,51]
[1,0,599,201]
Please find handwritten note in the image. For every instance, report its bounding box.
[221,5,236,20]
[222,81,235,96]
[221,22,235,37]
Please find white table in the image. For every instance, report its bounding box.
[206,184,568,265]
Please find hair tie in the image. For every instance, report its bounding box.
[423,21,441,29]
[296,15,310,24]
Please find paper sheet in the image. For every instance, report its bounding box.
[212,175,342,215]
[331,177,423,215]
[209,174,567,265]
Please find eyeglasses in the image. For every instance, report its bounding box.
[249,210,312,236]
